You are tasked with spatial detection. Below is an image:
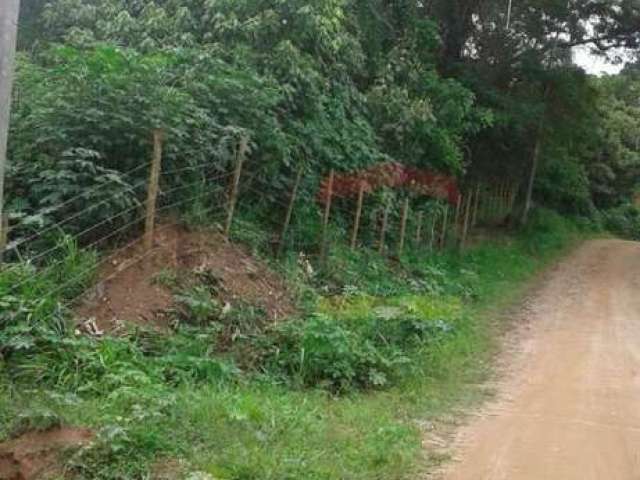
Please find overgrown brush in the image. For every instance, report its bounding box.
[0,211,585,479]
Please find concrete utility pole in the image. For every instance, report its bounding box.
[0,0,20,236]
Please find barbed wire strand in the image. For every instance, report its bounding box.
[14,175,462,303]
[10,201,146,266]
[157,172,232,199]
[160,162,232,177]
[50,204,231,305]
[12,187,234,294]
[5,179,149,253]
[5,171,234,262]
[7,167,233,254]
[16,161,150,223]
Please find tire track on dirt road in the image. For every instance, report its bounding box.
[434,239,640,480]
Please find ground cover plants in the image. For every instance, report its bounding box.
[0,208,585,479]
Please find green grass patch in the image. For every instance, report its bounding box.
[0,208,586,479]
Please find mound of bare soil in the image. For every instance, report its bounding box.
[0,427,93,480]
[76,224,295,331]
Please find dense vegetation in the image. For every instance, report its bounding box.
[1,209,584,478]
[1,1,639,478]
[7,0,640,241]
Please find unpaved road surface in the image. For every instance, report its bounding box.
[439,239,640,480]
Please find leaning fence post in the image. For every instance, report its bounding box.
[224,136,249,239]
[320,169,335,263]
[277,165,304,257]
[350,180,366,249]
[144,129,164,251]
[398,197,409,257]
[460,192,473,251]
[378,200,389,255]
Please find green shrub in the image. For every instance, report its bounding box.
[257,306,456,393]
[263,314,401,392]
[518,208,579,254]
[603,204,640,240]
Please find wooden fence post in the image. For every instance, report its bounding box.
[485,187,492,223]
[460,192,473,251]
[320,169,335,263]
[378,201,389,255]
[440,205,449,249]
[429,211,438,252]
[224,136,249,239]
[350,180,366,249]
[454,193,462,235]
[144,129,164,251]
[277,166,304,257]
[472,183,481,227]
[398,198,409,257]
[415,211,424,246]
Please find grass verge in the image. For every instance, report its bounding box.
[0,209,587,479]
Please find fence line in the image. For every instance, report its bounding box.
[43,199,232,303]
[1,129,522,313]
[59,198,238,308]
[157,172,232,199]
[8,180,235,294]
[4,171,234,265]
[5,179,148,254]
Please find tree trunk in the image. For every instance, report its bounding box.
[522,135,541,225]
[522,84,551,225]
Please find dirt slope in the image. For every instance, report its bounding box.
[77,225,295,331]
[435,239,640,480]
[0,427,93,480]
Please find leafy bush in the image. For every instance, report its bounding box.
[263,314,402,392]
[8,148,140,254]
[257,305,456,393]
[602,204,640,240]
[518,208,580,254]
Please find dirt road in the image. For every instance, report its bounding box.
[439,239,640,480]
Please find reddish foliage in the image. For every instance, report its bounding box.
[318,162,460,205]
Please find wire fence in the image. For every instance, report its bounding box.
[0,130,521,312]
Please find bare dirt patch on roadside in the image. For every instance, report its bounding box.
[0,427,93,480]
[76,224,296,332]
[429,240,640,480]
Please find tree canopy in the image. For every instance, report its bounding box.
[8,0,640,231]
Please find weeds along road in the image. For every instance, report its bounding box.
[438,239,640,480]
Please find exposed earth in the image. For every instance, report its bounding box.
[76,224,296,331]
[0,427,93,480]
[434,239,640,480]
